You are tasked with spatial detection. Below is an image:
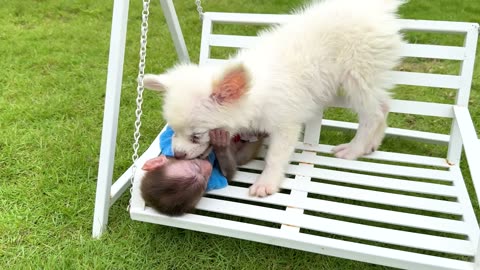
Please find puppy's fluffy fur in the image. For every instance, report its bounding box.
[144,0,405,197]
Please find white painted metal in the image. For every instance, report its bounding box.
[208,34,257,49]
[295,141,451,168]
[130,208,475,270]
[457,25,479,107]
[204,12,477,34]
[291,164,455,196]
[96,4,480,269]
[92,0,130,239]
[330,98,455,118]
[400,19,478,33]
[448,120,463,166]
[454,106,480,201]
[382,99,455,118]
[451,165,480,251]
[236,167,461,214]
[289,153,454,181]
[447,24,479,165]
[198,16,212,66]
[110,169,132,205]
[203,12,291,25]
[249,153,455,196]
[400,43,466,60]
[388,71,462,89]
[322,119,451,144]
[208,34,467,60]
[193,197,473,255]
[159,0,190,63]
[209,185,468,234]
[477,239,480,270]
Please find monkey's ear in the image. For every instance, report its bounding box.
[142,155,168,171]
[142,74,170,92]
[211,63,251,104]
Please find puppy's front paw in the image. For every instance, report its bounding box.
[332,143,370,160]
[249,182,278,197]
[249,173,281,197]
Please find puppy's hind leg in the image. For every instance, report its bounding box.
[333,76,390,160]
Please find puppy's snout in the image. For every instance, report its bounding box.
[174,151,187,159]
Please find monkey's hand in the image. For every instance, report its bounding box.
[209,129,231,152]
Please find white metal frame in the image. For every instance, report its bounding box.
[92,0,188,238]
[94,2,480,269]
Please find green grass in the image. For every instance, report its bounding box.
[1,0,479,269]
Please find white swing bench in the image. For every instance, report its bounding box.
[93,1,480,269]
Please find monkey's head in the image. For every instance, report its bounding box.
[140,155,212,216]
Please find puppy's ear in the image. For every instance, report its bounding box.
[142,155,168,171]
[142,74,169,92]
[211,64,250,104]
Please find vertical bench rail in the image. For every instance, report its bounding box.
[93,0,191,238]
[453,106,480,268]
[92,0,131,239]
[447,24,479,165]
[199,13,213,66]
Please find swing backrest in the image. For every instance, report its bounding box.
[198,12,479,161]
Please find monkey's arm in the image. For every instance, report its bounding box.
[210,129,238,182]
[234,139,264,166]
[214,146,237,182]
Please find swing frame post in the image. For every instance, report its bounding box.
[159,0,190,63]
[92,0,189,238]
[92,0,130,239]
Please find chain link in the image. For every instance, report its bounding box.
[128,0,151,211]
[195,0,204,20]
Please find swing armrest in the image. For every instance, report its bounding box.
[453,105,480,199]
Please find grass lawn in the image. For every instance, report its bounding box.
[1,0,480,269]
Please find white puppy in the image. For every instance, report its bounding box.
[144,0,405,197]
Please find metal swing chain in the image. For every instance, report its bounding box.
[195,0,204,20]
[129,0,151,210]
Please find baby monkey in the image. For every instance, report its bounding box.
[141,129,265,216]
